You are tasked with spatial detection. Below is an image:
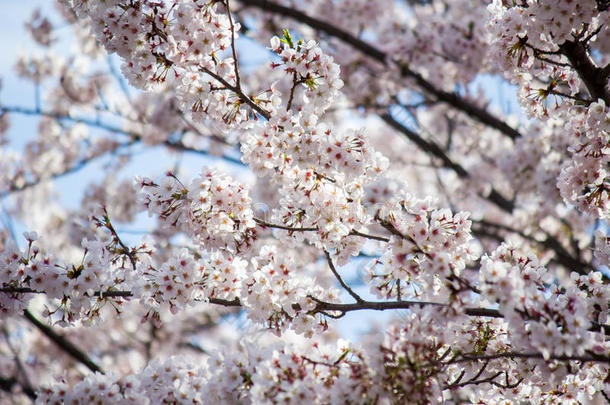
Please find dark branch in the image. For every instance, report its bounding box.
[254,217,391,242]
[450,351,610,365]
[4,287,609,335]
[560,39,610,105]
[324,250,364,302]
[254,217,318,231]
[380,113,515,213]
[200,67,271,119]
[224,0,242,89]
[0,376,36,400]
[23,309,103,374]
[239,0,522,140]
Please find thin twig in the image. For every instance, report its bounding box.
[287,71,299,111]
[96,208,137,270]
[324,250,363,303]
[254,217,391,241]
[253,217,318,231]
[349,229,391,243]
[200,67,271,119]
[2,326,36,400]
[224,0,242,89]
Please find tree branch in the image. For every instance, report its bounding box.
[254,217,318,231]
[200,67,271,120]
[254,217,391,241]
[239,0,522,140]
[380,112,515,213]
[0,376,36,401]
[4,288,609,335]
[449,350,610,365]
[23,309,103,374]
[0,106,245,198]
[560,39,610,105]
[224,0,242,90]
[323,250,364,303]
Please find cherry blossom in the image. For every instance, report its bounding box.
[0,0,609,403]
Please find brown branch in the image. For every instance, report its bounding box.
[380,112,515,213]
[239,0,522,140]
[444,368,506,390]
[349,229,390,242]
[4,287,610,335]
[200,67,271,119]
[449,351,610,365]
[560,39,610,105]
[601,62,610,79]
[254,217,318,231]
[94,208,137,270]
[324,250,363,302]
[23,309,103,374]
[254,217,391,241]
[0,376,36,401]
[313,299,503,319]
[224,0,242,90]
[286,70,299,111]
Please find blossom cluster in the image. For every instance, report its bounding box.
[136,167,345,334]
[23,119,88,180]
[34,337,378,404]
[243,245,340,336]
[14,52,58,83]
[557,100,610,219]
[366,192,477,301]
[25,8,54,47]
[241,113,388,247]
[68,0,258,131]
[487,0,600,80]
[37,356,215,404]
[136,168,256,251]
[487,0,609,219]
[269,31,344,114]
[36,303,609,404]
[200,250,248,301]
[2,0,610,402]
[479,243,605,359]
[0,232,133,322]
[138,248,206,316]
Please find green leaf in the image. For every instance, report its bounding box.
[280,29,294,48]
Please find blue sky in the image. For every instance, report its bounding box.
[0,2,251,234]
